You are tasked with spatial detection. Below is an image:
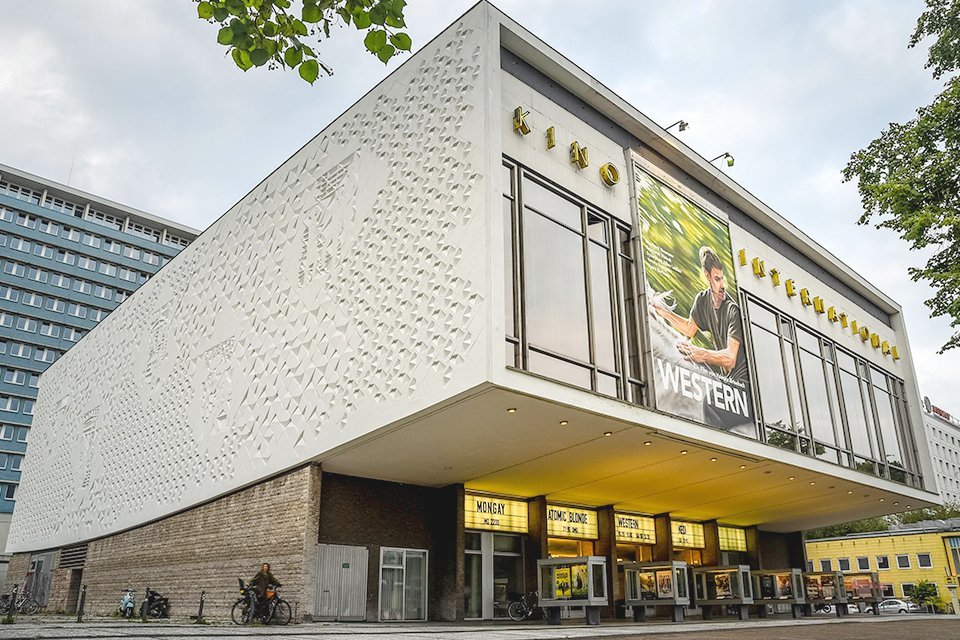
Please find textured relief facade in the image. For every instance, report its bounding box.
[9,17,489,551]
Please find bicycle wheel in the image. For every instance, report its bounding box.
[19,599,39,615]
[507,601,527,621]
[270,599,291,625]
[231,599,251,625]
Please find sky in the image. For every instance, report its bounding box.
[0,0,956,412]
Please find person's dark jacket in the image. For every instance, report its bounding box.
[251,570,281,598]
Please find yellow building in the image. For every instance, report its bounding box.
[806,520,960,603]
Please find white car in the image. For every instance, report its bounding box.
[878,598,921,614]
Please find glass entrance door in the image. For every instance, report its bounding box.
[464,532,524,619]
[379,548,427,621]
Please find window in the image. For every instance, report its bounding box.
[130,223,161,243]
[3,370,26,385]
[15,427,26,443]
[896,554,911,569]
[103,239,122,254]
[881,584,895,598]
[93,285,112,300]
[21,292,41,308]
[0,313,12,328]
[14,213,36,230]
[119,267,137,282]
[22,400,33,416]
[98,262,117,277]
[67,303,87,318]
[73,280,93,294]
[142,251,161,266]
[2,262,25,277]
[87,209,124,231]
[114,290,128,303]
[8,237,30,253]
[122,245,141,260]
[838,558,851,572]
[43,196,81,216]
[46,298,65,313]
[33,243,54,259]
[819,559,832,572]
[0,426,12,441]
[877,555,890,570]
[15,317,36,332]
[3,484,15,501]
[49,273,70,289]
[28,374,39,388]
[917,553,933,568]
[504,163,639,402]
[0,286,18,302]
[9,455,21,471]
[0,454,7,469]
[35,348,57,363]
[81,233,101,248]
[61,227,81,242]
[0,397,20,412]
[63,328,83,342]
[89,308,107,322]
[77,256,96,271]
[0,208,12,222]
[8,343,30,359]
[379,548,427,621]
[26,267,47,283]
[56,250,76,265]
[902,583,915,598]
[38,220,59,235]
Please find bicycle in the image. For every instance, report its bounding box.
[0,586,39,615]
[231,580,290,625]
[507,590,541,622]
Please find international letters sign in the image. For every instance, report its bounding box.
[634,165,755,437]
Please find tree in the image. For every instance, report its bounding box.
[805,515,892,540]
[843,0,960,353]
[194,0,412,84]
[911,580,940,611]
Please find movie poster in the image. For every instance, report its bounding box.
[638,572,657,600]
[571,564,588,598]
[634,165,755,436]
[776,574,793,598]
[554,567,572,599]
[760,575,776,599]
[656,570,674,598]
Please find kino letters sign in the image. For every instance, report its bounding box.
[464,494,528,533]
[615,512,656,544]
[547,504,599,540]
[671,520,706,549]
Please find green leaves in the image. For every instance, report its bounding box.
[195,0,412,82]
[299,59,320,84]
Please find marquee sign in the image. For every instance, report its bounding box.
[464,494,528,533]
[615,512,657,544]
[671,520,706,549]
[546,504,599,540]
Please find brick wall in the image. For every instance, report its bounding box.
[8,463,320,620]
[3,552,30,595]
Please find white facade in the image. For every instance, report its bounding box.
[9,3,939,553]
[923,403,960,504]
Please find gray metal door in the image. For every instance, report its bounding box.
[316,544,368,621]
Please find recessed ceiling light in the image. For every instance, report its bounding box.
[847,490,854,495]
[603,431,613,437]
[710,457,718,462]
[739,464,747,470]
[763,470,771,474]
[643,441,652,446]
[879,498,885,502]
[809,481,816,486]
[788,476,795,481]
[894,502,899,506]
[906,505,912,509]
[507,408,517,414]
[680,450,688,455]
[559,420,568,426]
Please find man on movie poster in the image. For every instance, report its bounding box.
[635,165,754,436]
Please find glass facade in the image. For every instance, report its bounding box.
[503,160,641,402]
[0,174,195,515]
[745,296,919,486]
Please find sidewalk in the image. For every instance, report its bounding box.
[0,614,953,640]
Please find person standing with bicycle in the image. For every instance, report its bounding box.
[251,563,281,599]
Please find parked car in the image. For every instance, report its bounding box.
[878,598,921,614]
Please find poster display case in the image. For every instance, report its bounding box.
[801,571,848,617]
[843,572,882,615]
[622,561,689,622]
[692,565,753,620]
[751,569,805,618]
[537,557,608,625]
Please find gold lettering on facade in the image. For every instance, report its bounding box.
[813,296,825,313]
[513,107,531,135]
[570,141,589,169]
[828,306,838,321]
[882,340,891,355]
[851,320,859,334]
[599,162,620,186]
[785,279,796,297]
[840,313,849,328]
[870,333,881,348]
[892,346,900,360]
[770,268,781,286]
[800,288,812,306]
[738,249,747,266]
[752,257,765,277]
[546,126,556,149]
[860,326,870,342]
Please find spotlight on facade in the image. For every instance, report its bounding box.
[710,152,735,168]
[665,120,689,132]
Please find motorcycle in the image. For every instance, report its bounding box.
[119,589,136,618]
[139,589,170,618]
[813,602,833,614]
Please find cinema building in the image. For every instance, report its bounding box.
[5,2,939,622]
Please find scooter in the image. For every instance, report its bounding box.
[139,589,170,618]
[119,589,136,618]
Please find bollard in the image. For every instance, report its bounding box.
[76,585,86,623]
[195,590,205,624]
[141,586,149,622]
